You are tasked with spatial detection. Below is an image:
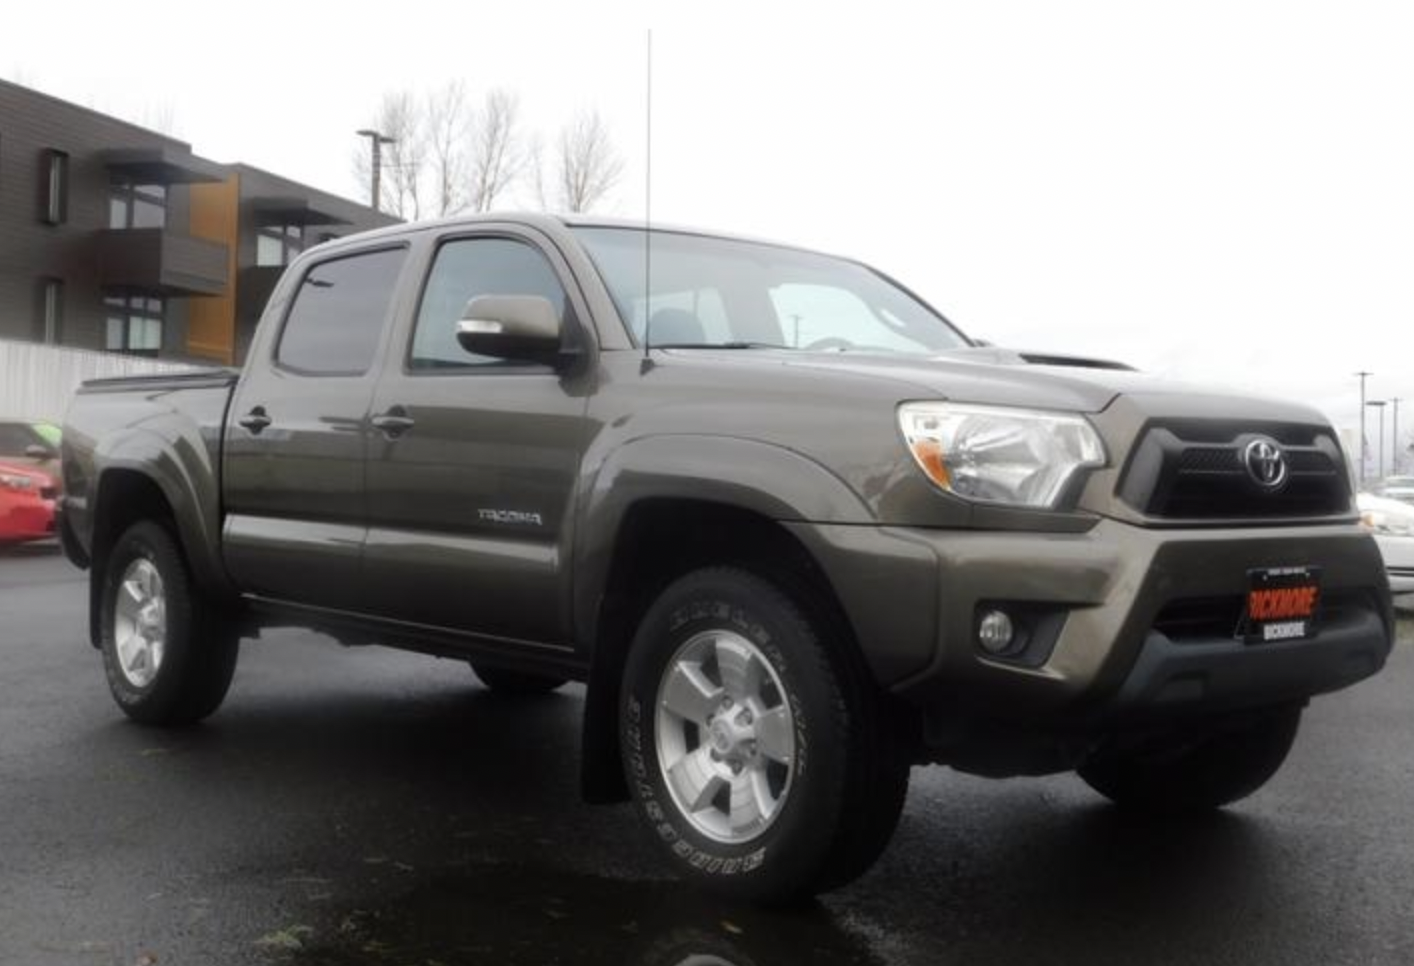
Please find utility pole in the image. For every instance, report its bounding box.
[1368,399,1388,481]
[1392,397,1402,476]
[356,129,396,212]
[1356,371,1372,486]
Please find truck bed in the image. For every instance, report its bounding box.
[61,367,241,601]
[75,368,241,394]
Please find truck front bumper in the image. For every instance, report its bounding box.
[789,519,1393,727]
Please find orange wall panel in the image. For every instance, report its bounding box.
[186,175,240,363]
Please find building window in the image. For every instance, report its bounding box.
[257,224,304,267]
[41,149,69,225]
[39,279,64,345]
[109,183,168,229]
[105,294,165,356]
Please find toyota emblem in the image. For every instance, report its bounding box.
[1243,438,1288,490]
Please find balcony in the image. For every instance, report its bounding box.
[96,228,229,296]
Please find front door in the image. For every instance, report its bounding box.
[223,244,409,611]
[362,231,592,647]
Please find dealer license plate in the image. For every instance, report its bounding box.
[1240,566,1321,644]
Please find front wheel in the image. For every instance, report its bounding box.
[1078,706,1302,813]
[100,521,239,725]
[620,566,910,903]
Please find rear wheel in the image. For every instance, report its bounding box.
[100,520,238,725]
[470,663,567,695]
[620,566,910,903]
[1079,706,1302,812]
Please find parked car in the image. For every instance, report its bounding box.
[0,419,62,488]
[1369,475,1414,506]
[60,214,1394,902]
[0,461,58,544]
[1358,492,1414,594]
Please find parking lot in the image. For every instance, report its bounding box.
[2,543,1411,966]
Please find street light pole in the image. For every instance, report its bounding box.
[1368,400,1388,481]
[1392,397,1402,476]
[356,129,396,212]
[1355,371,1372,486]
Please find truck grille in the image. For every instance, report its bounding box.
[1117,420,1350,521]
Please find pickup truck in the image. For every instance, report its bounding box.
[60,214,1394,902]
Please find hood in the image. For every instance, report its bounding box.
[661,345,1327,422]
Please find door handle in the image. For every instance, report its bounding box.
[371,407,415,438]
[237,407,272,434]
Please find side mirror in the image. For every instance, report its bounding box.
[24,444,55,460]
[455,295,567,366]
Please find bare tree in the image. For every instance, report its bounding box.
[356,88,624,218]
[467,88,524,213]
[352,91,427,219]
[522,133,550,210]
[139,100,179,137]
[553,109,624,213]
[425,82,470,216]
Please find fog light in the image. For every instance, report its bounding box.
[977,609,1016,655]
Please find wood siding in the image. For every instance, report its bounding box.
[187,175,240,363]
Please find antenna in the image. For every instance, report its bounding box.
[642,28,654,368]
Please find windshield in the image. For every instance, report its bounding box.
[33,422,62,446]
[574,227,969,353]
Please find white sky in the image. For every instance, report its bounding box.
[4,2,1412,468]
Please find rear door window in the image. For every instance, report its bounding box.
[277,247,407,375]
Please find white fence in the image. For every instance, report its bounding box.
[0,339,199,423]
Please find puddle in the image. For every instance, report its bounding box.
[284,862,882,966]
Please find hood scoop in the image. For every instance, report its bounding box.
[1016,351,1136,372]
[933,346,1135,372]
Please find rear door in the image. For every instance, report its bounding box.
[223,244,409,611]
[361,229,593,647]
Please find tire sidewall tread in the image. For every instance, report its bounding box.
[621,566,860,902]
[100,520,236,725]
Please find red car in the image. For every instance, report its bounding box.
[0,462,57,544]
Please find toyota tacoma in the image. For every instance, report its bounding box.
[60,214,1394,901]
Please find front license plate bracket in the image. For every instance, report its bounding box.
[1239,566,1322,644]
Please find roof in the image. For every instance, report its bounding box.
[249,197,351,227]
[101,147,225,185]
[232,163,395,223]
[0,78,192,148]
[310,210,835,260]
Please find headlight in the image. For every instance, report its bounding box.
[0,472,36,491]
[899,402,1106,509]
[1361,510,1414,537]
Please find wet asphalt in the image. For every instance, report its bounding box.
[1,544,1412,966]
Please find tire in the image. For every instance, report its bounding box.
[100,520,239,725]
[1078,706,1302,813]
[620,566,909,903]
[470,663,567,695]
